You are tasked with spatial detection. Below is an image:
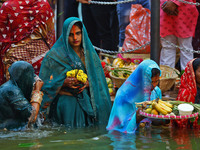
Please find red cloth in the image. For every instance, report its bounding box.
[174,59,200,128]
[0,0,55,84]
[177,59,197,103]
[160,0,199,38]
[122,4,150,54]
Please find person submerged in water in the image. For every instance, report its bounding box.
[0,61,44,130]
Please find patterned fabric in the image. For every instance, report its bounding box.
[3,39,49,76]
[174,58,200,128]
[106,60,162,134]
[177,59,197,102]
[0,0,55,85]
[39,17,112,127]
[160,0,198,38]
[122,4,150,54]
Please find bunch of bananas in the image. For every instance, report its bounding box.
[66,69,88,84]
[145,99,173,115]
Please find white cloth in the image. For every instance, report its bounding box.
[160,35,193,71]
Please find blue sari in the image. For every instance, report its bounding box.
[106,60,162,133]
[39,17,112,128]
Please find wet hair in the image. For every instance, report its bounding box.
[193,58,200,73]
[151,68,160,77]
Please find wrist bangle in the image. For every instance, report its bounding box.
[30,90,43,105]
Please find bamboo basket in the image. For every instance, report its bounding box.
[109,72,126,88]
[159,65,179,93]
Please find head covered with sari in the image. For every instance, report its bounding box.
[0,61,34,129]
[174,58,200,128]
[106,59,162,133]
[8,61,35,100]
[39,17,111,125]
[0,0,55,85]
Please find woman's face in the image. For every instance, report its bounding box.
[195,66,200,85]
[68,25,82,49]
[151,74,160,91]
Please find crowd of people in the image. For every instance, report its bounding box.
[0,0,200,134]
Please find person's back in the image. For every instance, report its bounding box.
[0,82,16,121]
[0,81,32,129]
[0,61,43,130]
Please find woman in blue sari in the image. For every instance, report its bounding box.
[39,17,112,128]
[106,60,162,134]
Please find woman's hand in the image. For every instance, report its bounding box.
[34,80,44,91]
[78,80,89,94]
[162,1,179,16]
[30,102,40,122]
[136,108,145,123]
[63,77,80,89]
[28,80,44,126]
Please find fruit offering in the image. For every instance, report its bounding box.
[66,69,87,84]
[139,99,174,116]
[136,100,200,121]
[106,77,115,96]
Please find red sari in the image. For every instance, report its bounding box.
[0,0,55,85]
[174,59,199,128]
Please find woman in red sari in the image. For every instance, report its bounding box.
[0,0,55,85]
[174,58,200,128]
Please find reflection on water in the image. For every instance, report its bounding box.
[0,125,200,149]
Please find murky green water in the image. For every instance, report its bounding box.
[0,125,200,150]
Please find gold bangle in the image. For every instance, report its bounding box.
[30,90,43,105]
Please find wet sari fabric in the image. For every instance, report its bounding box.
[0,61,34,129]
[39,17,112,128]
[106,60,162,134]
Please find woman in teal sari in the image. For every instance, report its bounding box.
[0,61,43,130]
[39,17,112,128]
[106,60,162,134]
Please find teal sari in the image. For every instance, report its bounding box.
[39,17,112,128]
[0,61,34,129]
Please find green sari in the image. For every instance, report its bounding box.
[39,17,112,128]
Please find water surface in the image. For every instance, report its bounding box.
[0,125,200,150]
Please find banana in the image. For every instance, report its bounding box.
[151,101,157,109]
[154,103,168,115]
[158,102,172,113]
[158,99,173,108]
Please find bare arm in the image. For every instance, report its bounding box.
[29,80,44,124]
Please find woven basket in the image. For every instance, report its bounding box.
[159,65,179,93]
[109,72,126,88]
